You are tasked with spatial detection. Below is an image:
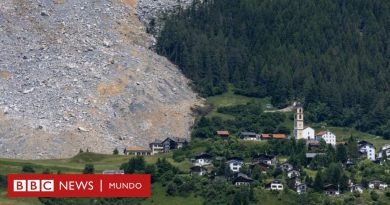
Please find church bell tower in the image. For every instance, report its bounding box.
[294,103,304,139]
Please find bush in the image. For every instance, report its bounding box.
[83,164,95,174]
[42,168,51,174]
[167,183,177,196]
[120,156,146,174]
[113,148,119,155]
[353,191,361,198]
[371,191,379,201]
[0,175,7,188]
[22,165,35,173]
[386,191,390,198]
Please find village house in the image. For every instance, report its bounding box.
[303,127,315,140]
[324,184,340,196]
[316,130,336,146]
[358,140,376,161]
[349,183,363,193]
[149,139,164,155]
[280,162,294,172]
[216,130,229,140]
[307,140,321,151]
[249,161,271,173]
[272,134,287,139]
[295,182,307,194]
[126,146,152,156]
[162,137,188,152]
[192,153,213,166]
[260,133,287,140]
[306,153,326,165]
[287,170,300,179]
[260,133,272,140]
[368,180,388,190]
[233,173,253,186]
[239,132,259,141]
[252,154,275,165]
[266,180,284,191]
[381,144,390,150]
[190,166,208,176]
[343,159,355,169]
[226,157,244,172]
[378,144,390,161]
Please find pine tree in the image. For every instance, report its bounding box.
[336,144,348,162]
[314,170,324,192]
[347,136,359,160]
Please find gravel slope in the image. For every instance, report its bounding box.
[0,0,200,159]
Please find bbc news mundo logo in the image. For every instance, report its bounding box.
[8,174,151,198]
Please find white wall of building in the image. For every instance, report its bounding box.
[228,161,243,172]
[303,127,315,140]
[359,145,376,161]
[317,131,336,145]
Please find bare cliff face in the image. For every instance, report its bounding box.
[0,0,200,159]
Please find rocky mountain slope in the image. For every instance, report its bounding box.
[0,0,200,159]
[136,0,193,26]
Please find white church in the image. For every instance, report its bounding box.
[294,103,336,145]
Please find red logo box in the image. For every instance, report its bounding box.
[7,174,151,198]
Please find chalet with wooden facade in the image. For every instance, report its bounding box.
[162,137,188,152]
[233,173,253,186]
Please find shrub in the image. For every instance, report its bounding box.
[0,175,7,188]
[113,148,119,155]
[371,191,379,201]
[42,168,51,174]
[22,165,35,173]
[167,183,177,196]
[83,164,95,174]
[385,191,390,198]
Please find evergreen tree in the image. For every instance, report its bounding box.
[347,136,358,160]
[313,170,324,192]
[157,0,390,137]
[336,144,348,162]
[326,144,336,165]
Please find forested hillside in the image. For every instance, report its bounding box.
[156,0,390,138]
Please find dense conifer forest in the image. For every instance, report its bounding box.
[156,0,390,138]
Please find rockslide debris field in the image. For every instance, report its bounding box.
[0,0,199,159]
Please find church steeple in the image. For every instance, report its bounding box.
[294,103,304,139]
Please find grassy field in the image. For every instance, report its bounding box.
[0,152,191,175]
[0,191,41,205]
[206,84,271,120]
[143,183,203,205]
[329,127,390,148]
